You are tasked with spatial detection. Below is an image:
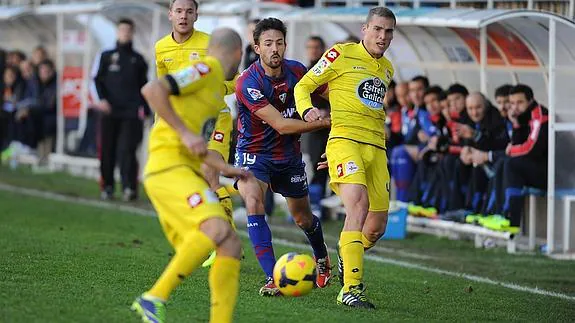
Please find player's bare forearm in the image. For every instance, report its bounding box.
[275,118,330,135]
[202,151,224,190]
[141,80,188,136]
[203,151,251,179]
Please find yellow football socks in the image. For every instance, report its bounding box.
[209,256,241,323]
[361,233,376,250]
[216,187,236,230]
[339,231,364,291]
[147,231,216,300]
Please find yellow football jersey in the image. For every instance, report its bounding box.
[155,31,235,159]
[294,42,394,149]
[155,31,210,78]
[145,57,226,175]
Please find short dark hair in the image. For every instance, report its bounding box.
[438,91,448,102]
[411,75,429,89]
[253,18,286,46]
[424,85,443,99]
[170,0,198,10]
[307,36,326,50]
[494,84,513,98]
[38,59,55,70]
[249,18,261,25]
[447,83,469,96]
[117,18,134,28]
[509,84,534,101]
[366,6,396,26]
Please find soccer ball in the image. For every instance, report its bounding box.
[273,252,316,297]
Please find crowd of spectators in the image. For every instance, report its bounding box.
[0,46,57,170]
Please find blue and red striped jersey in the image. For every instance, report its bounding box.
[235,59,308,161]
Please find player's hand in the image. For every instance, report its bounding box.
[317,152,328,170]
[428,136,439,151]
[456,124,476,139]
[417,130,429,143]
[459,146,473,165]
[471,148,489,165]
[222,165,253,180]
[97,100,112,114]
[304,107,322,122]
[320,117,331,128]
[181,131,207,157]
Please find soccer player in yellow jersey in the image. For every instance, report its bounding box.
[294,7,396,309]
[154,0,237,267]
[131,28,249,323]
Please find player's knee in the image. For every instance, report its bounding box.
[243,193,264,213]
[200,218,234,246]
[218,231,242,259]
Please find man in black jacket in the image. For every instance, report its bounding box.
[501,84,548,233]
[94,18,149,201]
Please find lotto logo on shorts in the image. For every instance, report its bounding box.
[213,131,224,143]
[187,193,203,208]
[336,163,344,177]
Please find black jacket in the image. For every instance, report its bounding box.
[506,101,548,163]
[94,42,148,118]
[468,104,509,152]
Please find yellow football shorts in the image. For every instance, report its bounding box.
[144,166,227,249]
[325,138,390,212]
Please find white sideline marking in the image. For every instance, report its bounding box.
[1,183,574,302]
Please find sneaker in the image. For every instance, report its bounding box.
[337,246,344,286]
[131,295,166,323]
[481,215,510,231]
[337,284,375,309]
[407,204,424,216]
[100,187,114,201]
[419,207,438,218]
[202,250,217,268]
[465,213,482,224]
[259,277,281,296]
[315,254,332,288]
[123,188,138,202]
[504,226,520,234]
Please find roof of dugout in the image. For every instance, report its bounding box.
[279,7,575,121]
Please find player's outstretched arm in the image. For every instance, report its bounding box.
[255,104,330,135]
[203,150,252,180]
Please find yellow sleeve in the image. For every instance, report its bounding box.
[223,74,239,96]
[207,107,233,160]
[164,62,212,96]
[295,45,342,117]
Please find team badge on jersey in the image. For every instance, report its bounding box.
[357,77,386,110]
[279,93,287,103]
[247,87,264,100]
